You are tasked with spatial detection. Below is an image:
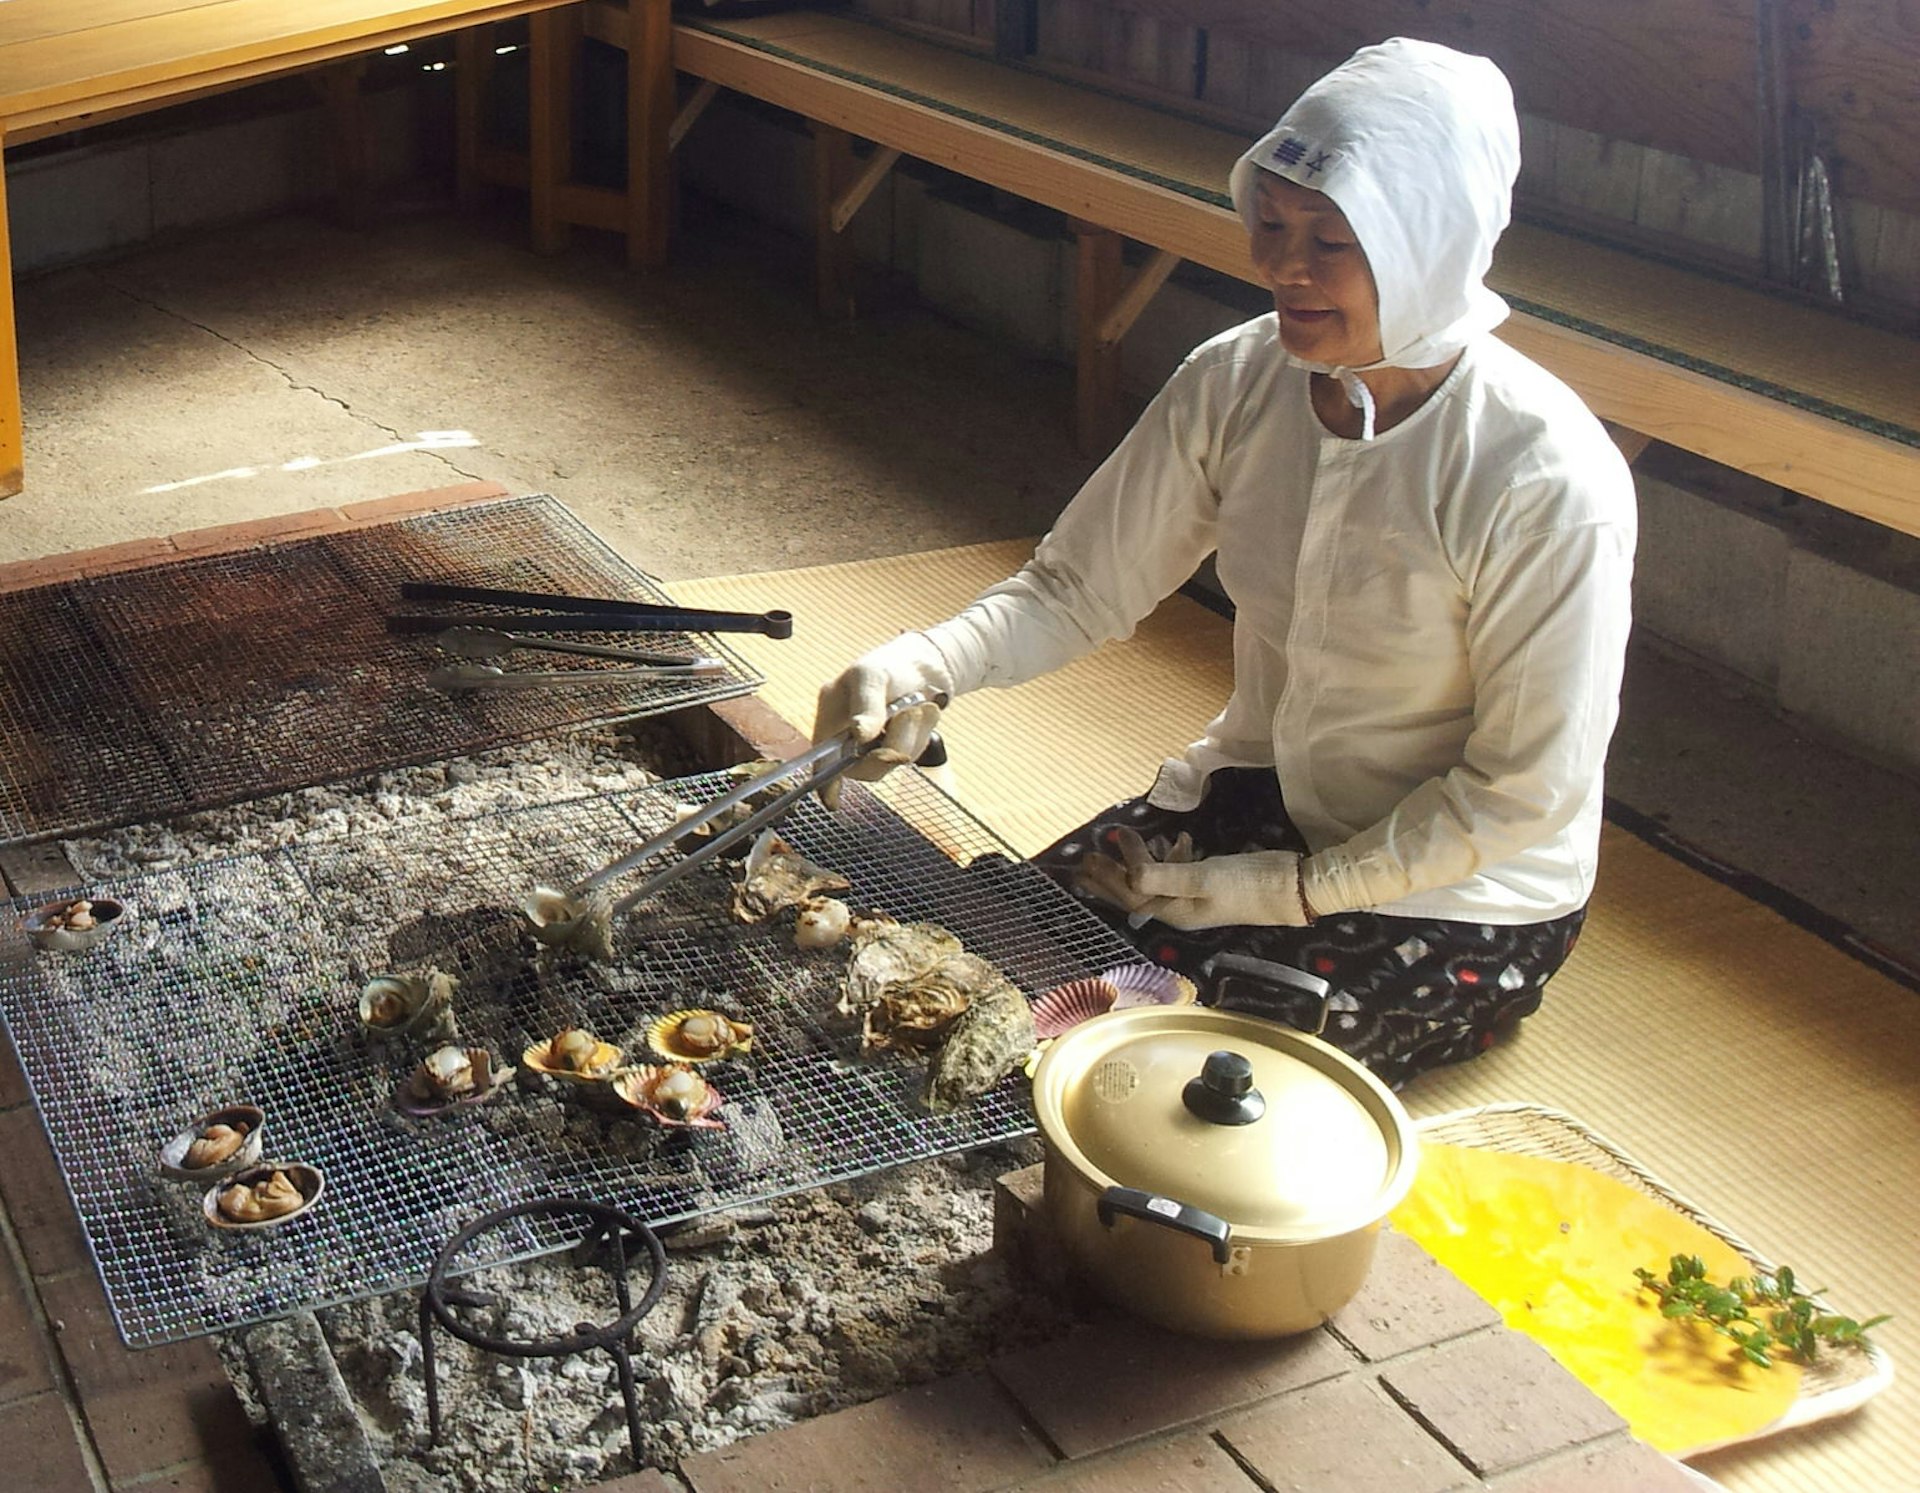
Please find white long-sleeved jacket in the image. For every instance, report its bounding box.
[925,314,1637,923]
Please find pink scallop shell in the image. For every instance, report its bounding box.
[1030,977,1120,1039]
[1101,963,1198,1009]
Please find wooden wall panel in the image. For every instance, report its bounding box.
[1086,0,1761,173]
[1785,0,1920,214]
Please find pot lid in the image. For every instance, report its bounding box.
[1030,1006,1417,1240]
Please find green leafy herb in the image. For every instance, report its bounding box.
[1634,1254,1890,1368]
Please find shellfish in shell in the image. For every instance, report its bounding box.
[613,1065,725,1129]
[647,1009,754,1063]
[204,1162,323,1230]
[1105,962,1198,1009]
[358,969,457,1042]
[23,896,127,953]
[396,1044,515,1115]
[522,884,615,961]
[836,920,963,1016]
[158,1104,266,1181]
[861,951,1004,1055]
[923,967,1037,1114]
[521,1028,624,1083]
[732,830,850,923]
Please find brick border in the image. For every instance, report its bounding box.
[0,481,510,595]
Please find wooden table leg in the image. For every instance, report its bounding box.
[454,26,486,211]
[1072,221,1126,458]
[628,0,674,269]
[529,9,574,255]
[0,137,21,498]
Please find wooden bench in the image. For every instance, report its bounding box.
[0,0,598,498]
[581,2,1920,541]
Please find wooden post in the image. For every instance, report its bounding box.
[321,60,371,228]
[454,27,487,211]
[0,132,21,497]
[811,123,858,320]
[528,9,574,256]
[1072,221,1126,457]
[628,0,675,269]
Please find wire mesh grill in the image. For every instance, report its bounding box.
[0,494,761,848]
[0,769,1139,1348]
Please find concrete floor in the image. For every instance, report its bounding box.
[6,197,1918,971]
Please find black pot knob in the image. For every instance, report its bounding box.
[1182,1050,1266,1126]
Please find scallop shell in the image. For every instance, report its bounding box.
[157,1105,266,1181]
[357,969,457,1039]
[612,1065,725,1129]
[521,1029,624,1083]
[203,1162,324,1230]
[647,1008,753,1063]
[394,1045,515,1116]
[1029,977,1121,1039]
[1103,963,1198,1009]
[23,896,127,953]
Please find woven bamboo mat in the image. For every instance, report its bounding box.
[692,11,1918,442]
[679,542,1918,1493]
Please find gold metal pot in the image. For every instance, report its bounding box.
[1030,1005,1418,1339]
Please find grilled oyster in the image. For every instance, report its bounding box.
[358,969,457,1042]
[613,1064,725,1129]
[922,967,1037,1114]
[732,830,851,923]
[521,1028,624,1083]
[861,952,1003,1055]
[836,920,963,1016]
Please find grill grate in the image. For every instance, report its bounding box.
[0,494,760,847]
[0,769,1137,1348]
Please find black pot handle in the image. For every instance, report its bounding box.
[1199,952,1332,1036]
[1097,1185,1233,1265]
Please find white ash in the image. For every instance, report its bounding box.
[52,725,1087,1489]
[294,1141,1077,1493]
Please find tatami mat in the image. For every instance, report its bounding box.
[679,544,1919,1493]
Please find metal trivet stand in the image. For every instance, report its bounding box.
[420,1198,668,1466]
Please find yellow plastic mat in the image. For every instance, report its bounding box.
[678,541,1919,1493]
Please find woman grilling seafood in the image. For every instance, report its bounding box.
[812,39,1637,1090]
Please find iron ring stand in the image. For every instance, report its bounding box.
[419,1198,669,1467]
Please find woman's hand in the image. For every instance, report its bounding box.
[811,632,954,806]
[1130,848,1313,929]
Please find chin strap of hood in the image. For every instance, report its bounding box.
[1229,38,1520,438]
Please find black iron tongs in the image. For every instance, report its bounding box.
[391,580,794,639]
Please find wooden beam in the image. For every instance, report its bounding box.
[0,133,19,499]
[453,24,486,209]
[830,146,901,235]
[811,122,858,319]
[527,7,573,256]
[1602,421,1654,467]
[320,58,371,226]
[1096,247,1179,348]
[669,77,718,153]
[627,0,673,268]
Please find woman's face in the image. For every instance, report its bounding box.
[1249,174,1385,367]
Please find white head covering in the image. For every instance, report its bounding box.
[1228,38,1520,438]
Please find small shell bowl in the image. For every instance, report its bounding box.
[23,897,127,953]
[202,1161,324,1231]
[1030,977,1120,1039]
[157,1104,266,1182]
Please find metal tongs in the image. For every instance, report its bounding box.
[587,689,944,920]
[392,580,794,639]
[526,692,945,957]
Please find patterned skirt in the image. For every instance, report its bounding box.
[1031,768,1587,1090]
